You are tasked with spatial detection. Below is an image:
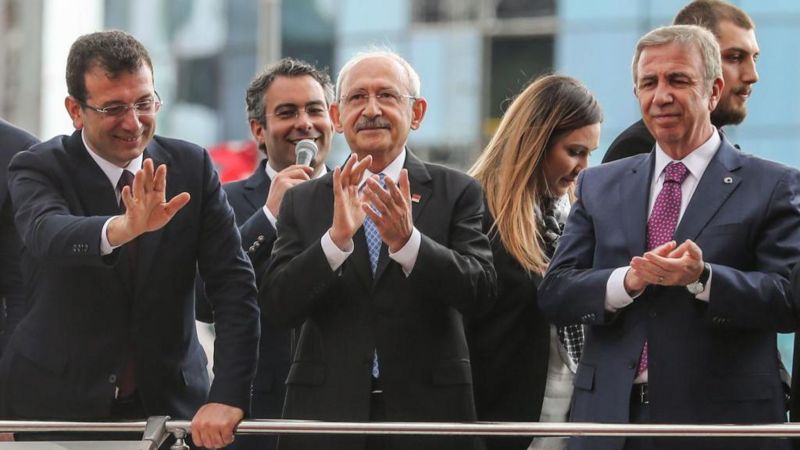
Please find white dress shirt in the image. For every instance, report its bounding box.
[321,149,421,276]
[81,131,143,256]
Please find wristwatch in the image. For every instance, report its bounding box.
[686,263,711,295]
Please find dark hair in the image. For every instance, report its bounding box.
[245,57,334,126]
[66,30,153,103]
[673,0,755,36]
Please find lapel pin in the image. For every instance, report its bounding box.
[723,176,733,184]
[411,193,421,203]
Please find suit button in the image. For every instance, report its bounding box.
[253,242,260,248]
[249,246,256,253]
[108,374,117,384]
[649,311,657,318]
[258,235,265,242]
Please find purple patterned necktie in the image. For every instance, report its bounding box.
[637,162,689,376]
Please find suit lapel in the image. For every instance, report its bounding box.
[373,150,432,283]
[65,131,121,216]
[674,139,742,242]
[243,160,270,211]
[620,153,653,257]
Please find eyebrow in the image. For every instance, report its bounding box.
[722,46,759,55]
[274,100,326,109]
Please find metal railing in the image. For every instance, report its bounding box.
[3,418,800,448]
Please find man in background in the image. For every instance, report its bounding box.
[223,57,334,450]
[602,0,759,162]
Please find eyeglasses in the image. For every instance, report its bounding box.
[266,103,328,121]
[80,92,163,118]
[340,90,416,108]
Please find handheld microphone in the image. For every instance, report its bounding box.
[295,139,318,167]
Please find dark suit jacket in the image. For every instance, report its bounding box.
[466,210,549,450]
[261,151,496,450]
[224,160,289,415]
[0,130,260,421]
[601,119,654,164]
[0,119,39,357]
[539,137,800,450]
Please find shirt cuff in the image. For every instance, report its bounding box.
[321,230,353,272]
[388,228,421,277]
[605,266,640,312]
[100,217,120,256]
[262,205,278,229]
[694,265,712,302]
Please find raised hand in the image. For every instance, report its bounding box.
[329,154,372,250]
[361,168,413,252]
[107,158,191,246]
[266,164,314,217]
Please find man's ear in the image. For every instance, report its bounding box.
[65,96,84,129]
[708,76,724,111]
[249,118,266,146]
[410,97,427,130]
[330,102,344,133]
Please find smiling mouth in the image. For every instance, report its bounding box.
[117,135,141,143]
[289,137,320,145]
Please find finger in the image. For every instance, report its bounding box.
[132,167,146,200]
[398,169,411,203]
[350,155,372,185]
[631,257,665,283]
[682,239,703,260]
[163,192,191,217]
[642,252,676,271]
[367,177,393,205]
[340,154,356,182]
[153,163,167,193]
[121,185,133,210]
[383,175,406,208]
[362,202,382,225]
[332,167,343,197]
[281,165,314,179]
[650,240,676,256]
[142,159,155,195]
[364,183,389,218]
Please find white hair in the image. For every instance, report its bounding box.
[335,49,421,101]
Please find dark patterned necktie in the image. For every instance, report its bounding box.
[116,169,137,398]
[637,162,689,376]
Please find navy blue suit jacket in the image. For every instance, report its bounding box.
[540,136,800,450]
[0,130,260,420]
[0,120,38,357]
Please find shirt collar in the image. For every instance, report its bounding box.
[264,159,327,181]
[81,129,144,189]
[653,128,720,181]
[359,148,407,188]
